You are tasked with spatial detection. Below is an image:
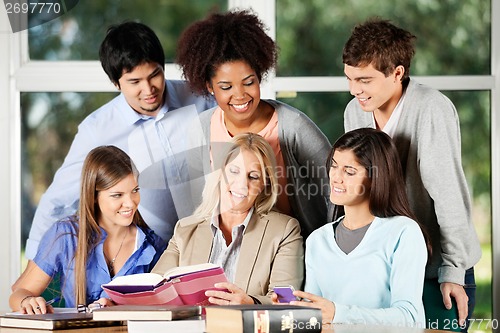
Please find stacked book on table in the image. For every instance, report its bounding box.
[0,308,121,330]
[1,303,322,332]
[92,304,205,333]
[91,303,322,333]
[97,262,322,332]
[1,262,322,332]
[204,304,322,333]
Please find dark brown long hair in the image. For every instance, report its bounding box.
[328,128,431,257]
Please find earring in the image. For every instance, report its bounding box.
[210,91,214,95]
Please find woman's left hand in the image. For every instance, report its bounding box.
[291,290,335,324]
[89,297,115,310]
[205,282,254,305]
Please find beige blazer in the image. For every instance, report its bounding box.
[152,210,304,304]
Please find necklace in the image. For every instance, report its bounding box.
[105,227,129,276]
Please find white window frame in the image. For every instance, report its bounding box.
[1,1,498,325]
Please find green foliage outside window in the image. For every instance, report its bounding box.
[276,0,492,327]
[21,1,492,328]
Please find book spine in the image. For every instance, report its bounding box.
[242,309,322,333]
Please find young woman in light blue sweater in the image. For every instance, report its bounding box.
[286,128,431,327]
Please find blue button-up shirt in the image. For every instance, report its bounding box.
[34,216,166,307]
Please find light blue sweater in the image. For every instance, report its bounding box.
[305,216,427,327]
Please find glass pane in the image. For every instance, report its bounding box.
[21,92,118,245]
[28,0,227,61]
[277,92,350,143]
[280,90,492,325]
[444,91,492,325]
[276,0,491,76]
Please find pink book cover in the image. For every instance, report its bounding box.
[102,266,228,306]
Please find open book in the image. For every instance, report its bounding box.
[102,263,227,306]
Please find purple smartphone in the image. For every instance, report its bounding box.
[273,285,299,303]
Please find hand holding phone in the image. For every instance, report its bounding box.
[273,285,299,303]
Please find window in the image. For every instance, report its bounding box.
[28,1,227,62]
[2,0,498,324]
[274,0,495,327]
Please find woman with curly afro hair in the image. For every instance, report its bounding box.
[177,9,335,240]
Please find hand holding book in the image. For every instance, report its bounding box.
[205,281,256,305]
[102,263,228,306]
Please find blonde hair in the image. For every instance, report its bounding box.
[194,133,278,219]
[74,146,147,305]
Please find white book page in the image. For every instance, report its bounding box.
[163,263,220,280]
[104,272,165,286]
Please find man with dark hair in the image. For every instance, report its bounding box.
[343,18,481,332]
[18,21,215,285]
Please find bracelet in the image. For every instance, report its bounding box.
[20,295,34,309]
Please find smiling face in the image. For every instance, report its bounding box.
[220,148,265,215]
[97,173,140,230]
[207,60,262,126]
[329,149,371,208]
[117,62,165,117]
[344,63,404,114]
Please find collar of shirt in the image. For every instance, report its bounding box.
[117,82,170,125]
[95,225,142,257]
[94,225,161,276]
[210,206,254,236]
[373,89,407,138]
[209,207,254,282]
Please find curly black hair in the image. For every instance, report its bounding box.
[176,9,278,97]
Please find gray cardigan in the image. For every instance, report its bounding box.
[344,79,481,284]
[184,99,332,239]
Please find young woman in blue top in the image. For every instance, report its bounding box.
[277,128,431,327]
[10,146,166,314]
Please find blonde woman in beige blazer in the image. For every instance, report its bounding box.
[152,133,304,305]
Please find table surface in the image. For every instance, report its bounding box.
[0,308,452,333]
[0,323,452,333]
